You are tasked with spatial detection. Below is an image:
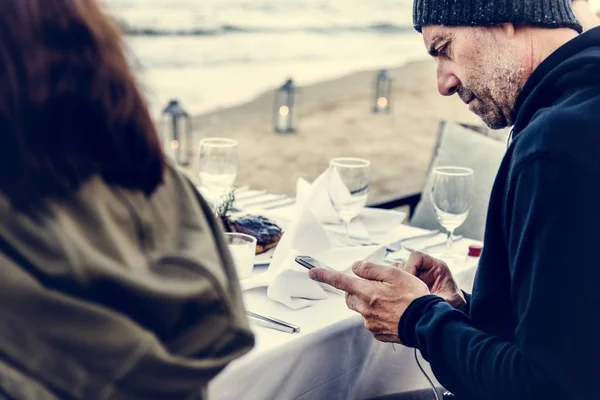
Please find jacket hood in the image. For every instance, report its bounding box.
[512,27,600,136]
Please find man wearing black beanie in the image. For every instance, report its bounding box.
[309,0,600,399]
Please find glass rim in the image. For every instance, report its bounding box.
[329,157,371,168]
[432,166,474,177]
[223,232,257,244]
[200,137,238,148]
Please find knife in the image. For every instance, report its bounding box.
[247,311,300,334]
[404,235,464,253]
[385,230,441,252]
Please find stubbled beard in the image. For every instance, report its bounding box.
[462,46,526,129]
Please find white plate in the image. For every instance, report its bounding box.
[254,247,276,266]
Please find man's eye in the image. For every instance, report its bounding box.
[438,44,449,57]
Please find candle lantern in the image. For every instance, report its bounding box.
[373,69,392,114]
[274,79,297,134]
[161,99,192,166]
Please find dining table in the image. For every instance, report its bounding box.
[208,190,481,400]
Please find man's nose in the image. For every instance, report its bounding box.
[437,67,461,96]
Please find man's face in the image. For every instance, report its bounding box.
[422,25,528,129]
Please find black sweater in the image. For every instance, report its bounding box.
[399,27,600,400]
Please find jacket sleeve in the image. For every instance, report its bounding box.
[110,175,256,398]
[399,157,600,400]
[0,170,254,400]
[462,291,472,315]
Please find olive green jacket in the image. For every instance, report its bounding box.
[0,164,254,399]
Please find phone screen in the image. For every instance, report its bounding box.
[295,256,334,271]
[295,255,345,295]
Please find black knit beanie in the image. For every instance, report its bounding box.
[413,0,583,33]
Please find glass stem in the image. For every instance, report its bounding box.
[210,190,225,216]
[446,229,455,254]
[343,218,351,243]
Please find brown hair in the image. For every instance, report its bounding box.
[0,0,165,210]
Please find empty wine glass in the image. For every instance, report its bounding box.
[430,166,474,259]
[328,158,370,243]
[198,138,238,208]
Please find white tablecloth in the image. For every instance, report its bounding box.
[209,222,480,400]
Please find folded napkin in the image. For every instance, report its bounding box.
[295,169,406,241]
[296,168,349,225]
[241,206,386,309]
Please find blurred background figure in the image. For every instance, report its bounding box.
[572,0,600,30]
[0,1,253,399]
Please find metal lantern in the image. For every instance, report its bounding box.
[161,99,192,166]
[274,79,297,134]
[373,69,392,114]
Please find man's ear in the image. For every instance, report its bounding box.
[502,23,517,39]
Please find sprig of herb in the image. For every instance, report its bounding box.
[215,190,236,217]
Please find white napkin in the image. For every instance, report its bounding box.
[296,169,371,240]
[241,206,386,309]
[296,170,339,224]
[295,169,406,240]
[240,207,330,292]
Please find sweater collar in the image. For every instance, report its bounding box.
[511,27,600,137]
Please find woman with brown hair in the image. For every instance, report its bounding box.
[0,1,253,399]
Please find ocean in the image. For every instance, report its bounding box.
[102,0,427,117]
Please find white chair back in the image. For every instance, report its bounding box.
[410,121,506,241]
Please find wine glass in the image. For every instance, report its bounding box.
[328,158,370,243]
[430,166,474,260]
[198,138,238,209]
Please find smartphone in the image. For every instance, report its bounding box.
[295,255,335,271]
[295,255,344,295]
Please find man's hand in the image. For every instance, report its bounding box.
[396,252,467,312]
[308,261,429,344]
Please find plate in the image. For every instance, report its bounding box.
[254,247,276,266]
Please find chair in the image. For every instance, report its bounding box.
[370,121,506,241]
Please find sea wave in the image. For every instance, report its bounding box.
[116,20,413,36]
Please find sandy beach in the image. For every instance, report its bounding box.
[182,58,499,203]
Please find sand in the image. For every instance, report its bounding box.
[180,59,499,203]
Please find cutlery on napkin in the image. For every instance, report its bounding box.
[403,235,464,253]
